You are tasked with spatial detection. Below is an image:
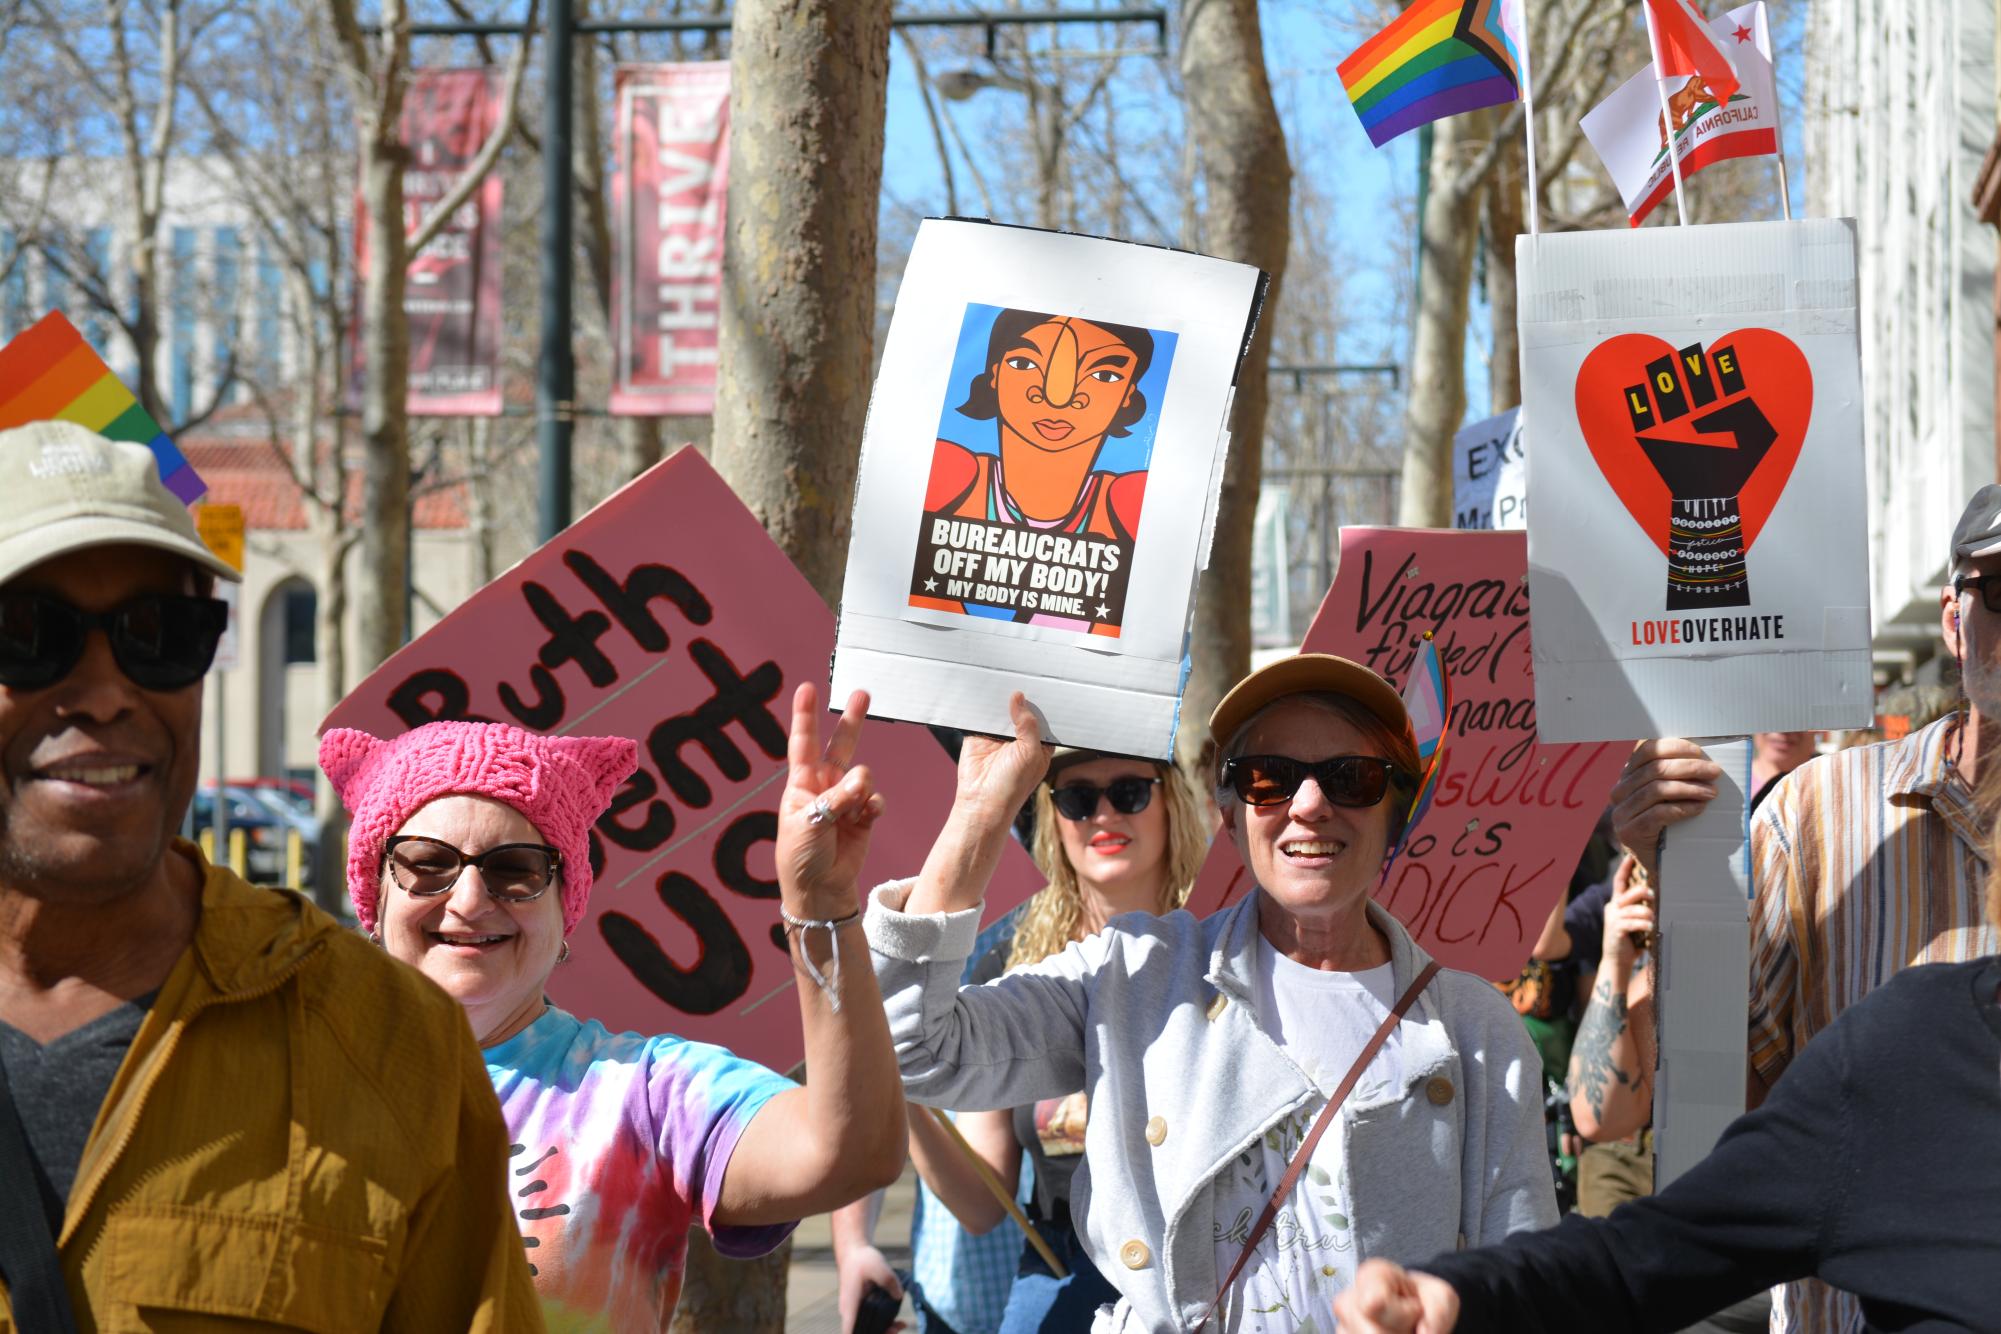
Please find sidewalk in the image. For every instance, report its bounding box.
[787,1164,918,1332]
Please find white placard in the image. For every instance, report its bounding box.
[1652,738,1751,1190]
[1452,406,1526,530]
[1518,218,1873,741]
[831,219,1265,758]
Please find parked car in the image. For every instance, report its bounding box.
[194,782,319,887]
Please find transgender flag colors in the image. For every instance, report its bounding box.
[1339,0,1527,148]
[0,311,205,503]
[1399,631,1451,841]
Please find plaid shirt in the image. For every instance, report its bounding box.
[1750,713,1999,1333]
[908,910,1032,1334]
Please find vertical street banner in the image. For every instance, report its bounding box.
[1452,406,1525,530]
[1183,528,1626,981]
[1518,219,1872,741]
[321,449,1042,1074]
[611,62,729,416]
[0,310,205,501]
[831,219,1266,759]
[353,67,505,416]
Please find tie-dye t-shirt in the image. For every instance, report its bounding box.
[485,1005,795,1332]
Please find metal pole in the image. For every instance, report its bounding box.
[539,0,576,542]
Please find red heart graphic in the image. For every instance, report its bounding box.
[1573,328,1811,559]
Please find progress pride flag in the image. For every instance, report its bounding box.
[613,62,728,416]
[1185,528,1627,981]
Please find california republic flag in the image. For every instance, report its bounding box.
[1581,2,1778,227]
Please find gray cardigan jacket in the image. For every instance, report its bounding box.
[866,882,1558,1333]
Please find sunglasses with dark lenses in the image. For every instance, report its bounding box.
[0,592,229,692]
[1049,775,1161,821]
[1219,755,1408,809]
[384,836,563,903]
[1954,573,2001,614]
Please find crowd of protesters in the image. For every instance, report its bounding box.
[0,413,1996,1334]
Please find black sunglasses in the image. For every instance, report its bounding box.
[1954,573,2001,614]
[0,591,229,692]
[384,836,563,903]
[1049,775,1160,821]
[1218,754,1410,809]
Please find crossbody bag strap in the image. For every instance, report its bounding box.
[0,1055,80,1334]
[1194,960,1441,1333]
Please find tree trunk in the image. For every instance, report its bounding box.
[711,0,892,608]
[1486,127,1524,415]
[1176,0,1292,770]
[666,1228,787,1334]
[357,134,411,667]
[1398,113,1480,527]
[312,519,354,917]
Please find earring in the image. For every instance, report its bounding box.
[557,940,571,965]
[367,929,381,946]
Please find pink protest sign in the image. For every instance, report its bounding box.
[323,448,1041,1071]
[1185,527,1627,981]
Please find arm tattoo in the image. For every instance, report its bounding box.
[1571,976,1637,1123]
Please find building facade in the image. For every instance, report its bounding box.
[1804,0,1998,678]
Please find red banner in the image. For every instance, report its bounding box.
[611,62,729,416]
[353,67,506,416]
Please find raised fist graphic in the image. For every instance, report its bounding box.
[1624,341,1776,610]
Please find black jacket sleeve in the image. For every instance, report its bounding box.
[1419,1005,1848,1332]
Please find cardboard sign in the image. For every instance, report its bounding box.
[0,311,204,502]
[322,448,1042,1072]
[832,219,1266,759]
[611,62,728,416]
[1452,407,1525,531]
[1182,528,1627,982]
[195,503,245,572]
[1518,219,1872,742]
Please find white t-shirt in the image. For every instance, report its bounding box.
[1209,937,1401,1332]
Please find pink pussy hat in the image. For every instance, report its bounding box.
[319,722,639,937]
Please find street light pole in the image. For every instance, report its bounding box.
[538,0,576,542]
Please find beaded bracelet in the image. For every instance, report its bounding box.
[779,905,862,1014]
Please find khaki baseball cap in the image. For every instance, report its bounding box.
[0,421,239,588]
[1207,653,1412,752]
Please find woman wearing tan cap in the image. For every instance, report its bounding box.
[863,655,1555,1333]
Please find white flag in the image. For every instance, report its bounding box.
[1581,2,1778,227]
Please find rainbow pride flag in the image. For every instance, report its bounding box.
[0,311,205,503]
[1339,0,1526,149]
[1398,631,1451,840]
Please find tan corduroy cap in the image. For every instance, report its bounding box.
[1207,652,1412,753]
[0,421,239,588]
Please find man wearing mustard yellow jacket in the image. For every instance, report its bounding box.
[0,423,540,1332]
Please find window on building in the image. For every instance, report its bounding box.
[283,585,316,665]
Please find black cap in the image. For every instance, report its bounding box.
[1952,485,2001,565]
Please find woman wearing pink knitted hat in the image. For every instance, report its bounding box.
[320,684,905,1333]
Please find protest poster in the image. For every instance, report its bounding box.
[352,68,505,416]
[612,62,728,416]
[1452,407,1525,531]
[1582,3,1781,228]
[1518,218,1872,742]
[0,310,204,501]
[321,447,1042,1072]
[831,219,1267,759]
[1183,528,1627,982]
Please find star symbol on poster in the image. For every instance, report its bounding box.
[1094,603,1111,619]
[923,577,938,591]
[1731,23,1752,41]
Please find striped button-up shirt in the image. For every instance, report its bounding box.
[1749,712,1998,1334]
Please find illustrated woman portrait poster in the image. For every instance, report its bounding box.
[906,304,1178,637]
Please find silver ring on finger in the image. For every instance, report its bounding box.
[807,795,834,826]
